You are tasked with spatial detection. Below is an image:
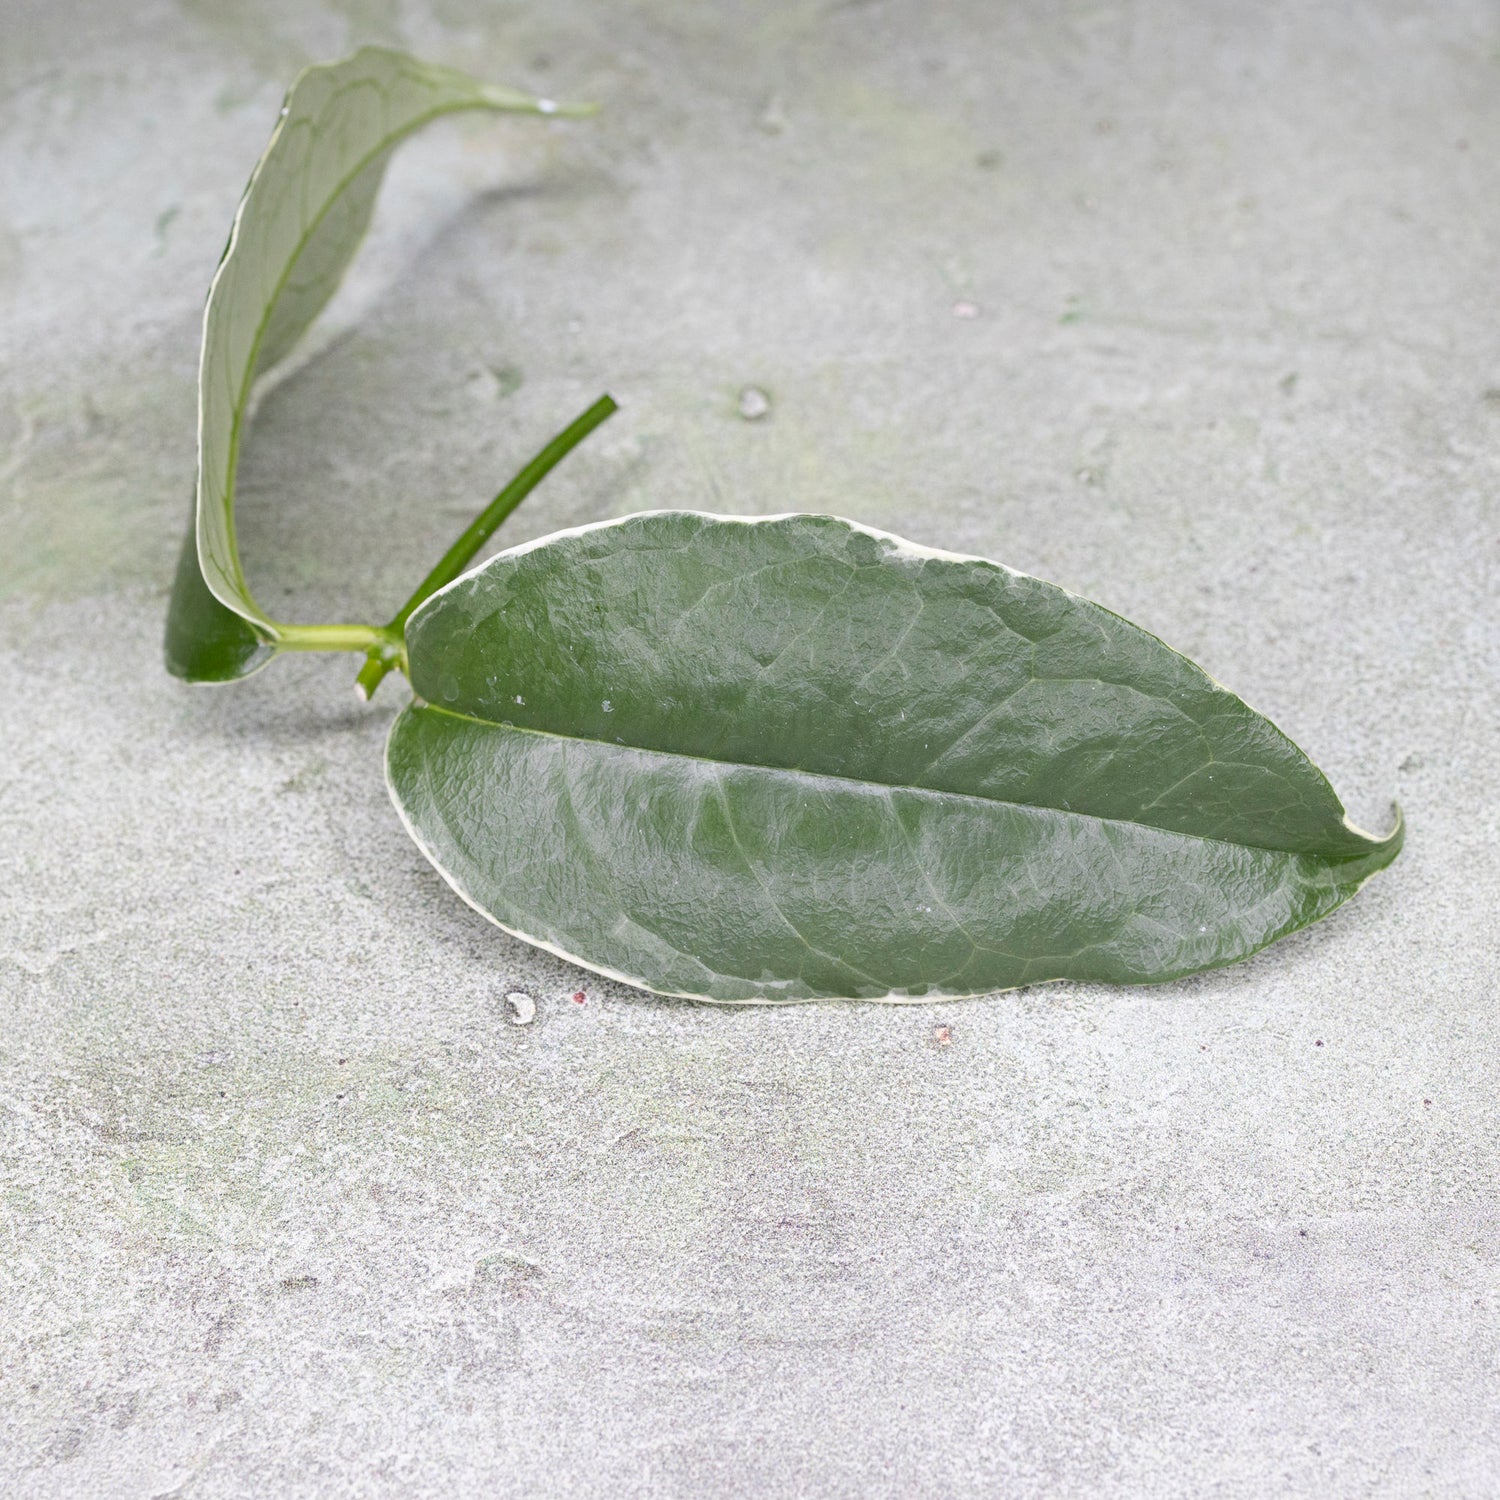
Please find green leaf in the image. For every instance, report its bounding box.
[163,504,275,681]
[386,513,1402,1003]
[164,46,590,682]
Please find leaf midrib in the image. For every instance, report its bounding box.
[410,699,1366,863]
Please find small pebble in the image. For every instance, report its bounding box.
[738,386,771,420]
[506,992,536,1025]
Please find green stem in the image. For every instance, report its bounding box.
[277,622,398,655]
[355,392,618,700]
[392,392,618,632]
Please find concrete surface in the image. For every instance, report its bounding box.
[2,1,1497,1495]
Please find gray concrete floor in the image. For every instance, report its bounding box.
[2,1,1497,1495]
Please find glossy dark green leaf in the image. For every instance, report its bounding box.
[387,512,1402,1003]
[164,47,588,681]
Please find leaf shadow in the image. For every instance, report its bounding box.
[232,164,627,632]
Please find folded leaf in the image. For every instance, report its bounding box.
[165,46,585,680]
[387,512,1402,1002]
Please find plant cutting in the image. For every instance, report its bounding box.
[166,48,1403,1003]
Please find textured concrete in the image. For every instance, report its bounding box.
[1,1,1497,1495]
